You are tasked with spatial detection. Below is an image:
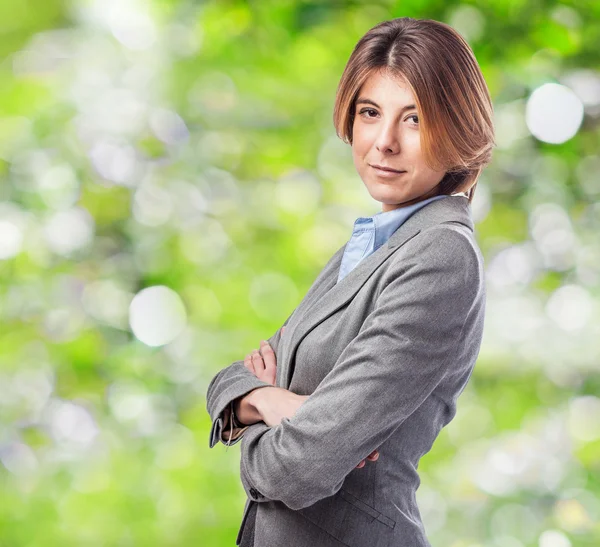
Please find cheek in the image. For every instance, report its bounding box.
[351,122,372,152]
[406,145,434,174]
[404,136,422,159]
[418,165,446,187]
[351,137,366,162]
[351,148,364,173]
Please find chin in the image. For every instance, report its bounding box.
[368,185,410,202]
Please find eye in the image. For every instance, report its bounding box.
[358,108,378,118]
[406,114,419,125]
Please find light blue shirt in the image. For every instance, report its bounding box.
[337,195,449,283]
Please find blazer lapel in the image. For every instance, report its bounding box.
[280,226,421,388]
[279,195,475,389]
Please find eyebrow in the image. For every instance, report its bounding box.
[355,98,416,113]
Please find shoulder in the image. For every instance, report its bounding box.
[390,221,484,281]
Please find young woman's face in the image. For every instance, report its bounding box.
[351,70,447,212]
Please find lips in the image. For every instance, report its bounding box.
[370,164,405,173]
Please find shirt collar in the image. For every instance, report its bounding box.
[354,195,450,251]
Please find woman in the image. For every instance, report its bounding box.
[206,17,495,547]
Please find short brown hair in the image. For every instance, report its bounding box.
[333,17,495,203]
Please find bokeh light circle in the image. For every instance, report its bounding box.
[129,285,187,346]
[525,83,584,144]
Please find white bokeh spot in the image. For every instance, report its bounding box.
[129,285,187,346]
[526,83,584,144]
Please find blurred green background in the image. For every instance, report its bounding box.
[1,0,599,546]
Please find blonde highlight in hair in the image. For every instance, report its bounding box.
[333,18,496,203]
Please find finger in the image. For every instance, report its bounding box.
[367,451,379,461]
[244,354,256,374]
[251,349,265,374]
[259,340,277,376]
[356,460,366,468]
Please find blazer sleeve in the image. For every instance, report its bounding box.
[220,400,250,446]
[206,242,347,449]
[205,313,293,449]
[237,225,486,510]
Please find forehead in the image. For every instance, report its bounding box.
[356,70,415,107]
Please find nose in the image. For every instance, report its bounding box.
[375,122,400,154]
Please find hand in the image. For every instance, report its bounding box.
[247,385,309,427]
[249,388,378,467]
[356,449,379,469]
[244,327,378,468]
[244,326,287,386]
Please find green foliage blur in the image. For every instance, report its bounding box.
[1,1,599,546]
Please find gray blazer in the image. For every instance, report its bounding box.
[206,195,486,547]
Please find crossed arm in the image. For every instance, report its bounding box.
[205,321,290,449]
[220,327,291,444]
[206,226,483,511]
[208,326,379,475]
[235,227,483,510]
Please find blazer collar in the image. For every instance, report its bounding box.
[279,195,473,388]
[387,194,473,248]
